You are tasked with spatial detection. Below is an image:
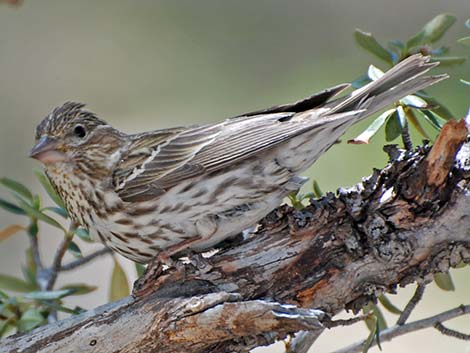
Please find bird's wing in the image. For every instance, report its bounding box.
[113,84,350,202]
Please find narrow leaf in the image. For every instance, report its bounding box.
[362,315,377,353]
[40,301,84,315]
[406,109,430,139]
[348,109,396,144]
[421,110,446,130]
[135,263,146,277]
[378,295,402,315]
[33,170,65,208]
[354,29,392,63]
[24,289,75,300]
[312,180,323,198]
[67,241,82,258]
[407,14,457,47]
[385,110,402,141]
[18,308,45,332]
[367,64,384,81]
[14,197,65,231]
[43,206,68,218]
[0,274,36,292]
[457,36,470,47]
[0,225,25,241]
[74,228,93,243]
[400,95,428,109]
[351,74,372,89]
[0,177,32,201]
[434,272,455,291]
[109,259,129,301]
[60,283,98,295]
[415,94,454,120]
[432,56,466,67]
[0,198,26,215]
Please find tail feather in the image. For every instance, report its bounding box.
[326,54,448,117]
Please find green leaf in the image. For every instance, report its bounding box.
[74,227,93,243]
[363,303,387,331]
[457,36,470,47]
[354,29,392,63]
[0,274,36,293]
[0,317,16,338]
[24,289,75,300]
[109,259,129,301]
[348,108,396,144]
[67,241,82,258]
[367,64,384,81]
[312,180,323,198]
[40,301,84,315]
[406,108,430,139]
[60,283,97,296]
[0,198,26,215]
[434,272,455,291]
[407,13,457,48]
[415,94,454,120]
[18,308,45,332]
[0,177,33,201]
[378,295,402,315]
[432,56,467,67]
[385,110,403,141]
[33,170,65,209]
[400,95,428,109]
[362,315,377,353]
[135,263,146,277]
[351,74,372,89]
[43,206,69,218]
[421,110,446,130]
[14,197,65,231]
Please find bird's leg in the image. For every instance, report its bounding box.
[132,236,204,297]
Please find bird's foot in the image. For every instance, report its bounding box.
[186,251,213,274]
[132,251,186,298]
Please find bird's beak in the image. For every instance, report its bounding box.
[29,136,68,164]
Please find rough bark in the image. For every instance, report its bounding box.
[2,120,469,353]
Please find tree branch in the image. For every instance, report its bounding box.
[1,120,469,353]
[333,305,470,353]
[59,247,111,272]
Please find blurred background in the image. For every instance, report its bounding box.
[0,1,469,352]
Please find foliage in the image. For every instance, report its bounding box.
[350,14,469,146]
[0,172,118,338]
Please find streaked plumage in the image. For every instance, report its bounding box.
[30,55,446,263]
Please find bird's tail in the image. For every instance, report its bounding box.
[325,54,448,118]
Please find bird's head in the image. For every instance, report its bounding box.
[30,102,125,176]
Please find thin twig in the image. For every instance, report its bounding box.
[434,322,470,340]
[45,227,74,291]
[324,313,371,328]
[286,330,324,353]
[29,228,43,271]
[397,282,425,325]
[333,305,470,353]
[401,118,413,151]
[59,247,112,271]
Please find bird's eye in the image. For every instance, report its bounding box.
[73,125,86,138]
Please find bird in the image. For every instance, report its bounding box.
[30,54,446,264]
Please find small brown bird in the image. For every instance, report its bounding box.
[30,55,446,264]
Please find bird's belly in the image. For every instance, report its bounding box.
[88,158,304,263]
